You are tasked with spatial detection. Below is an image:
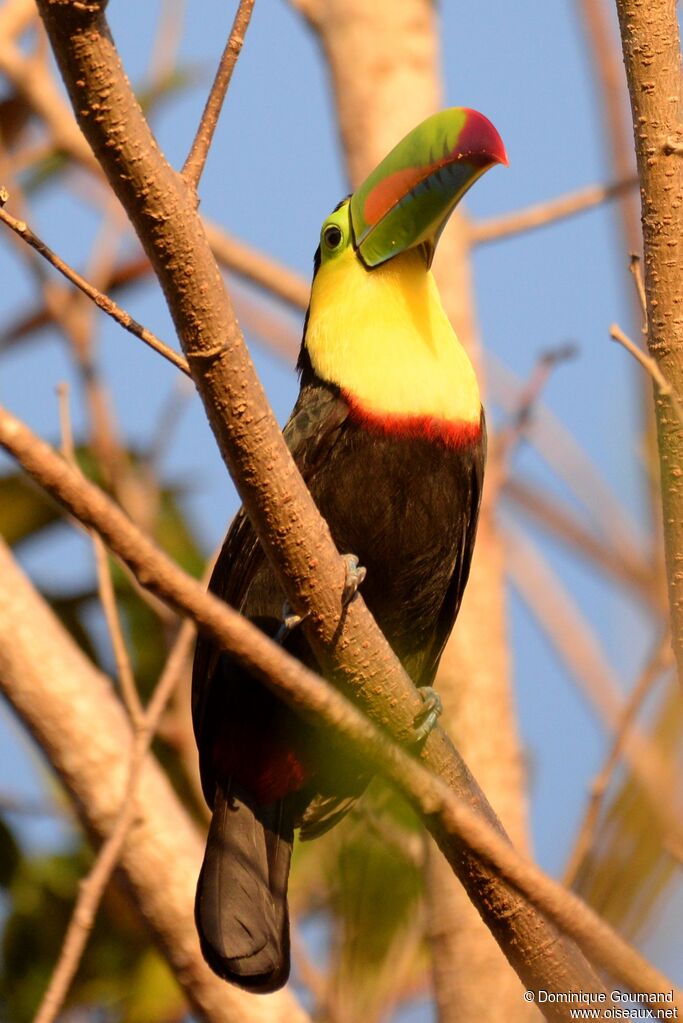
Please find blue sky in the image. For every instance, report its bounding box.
[0,0,679,1010]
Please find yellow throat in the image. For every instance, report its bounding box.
[304,245,481,426]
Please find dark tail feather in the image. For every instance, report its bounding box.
[195,780,293,993]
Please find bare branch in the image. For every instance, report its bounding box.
[1,406,678,1010]
[470,176,638,245]
[0,199,190,376]
[505,522,682,848]
[610,323,683,428]
[0,228,309,356]
[182,0,256,188]
[628,252,648,329]
[91,535,144,725]
[563,632,673,886]
[493,343,578,486]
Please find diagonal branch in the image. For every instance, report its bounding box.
[470,176,638,245]
[182,0,256,188]
[0,198,190,376]
[563,631,673,887]
[0,404,678,1012]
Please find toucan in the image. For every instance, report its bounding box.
[192,107,507,993]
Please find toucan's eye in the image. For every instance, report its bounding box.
[323,224,343,250]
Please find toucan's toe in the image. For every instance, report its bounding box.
[341,553,366,606]
[274,601,305,643]
[412,686,443,744]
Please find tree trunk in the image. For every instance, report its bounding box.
[613,0,683,683]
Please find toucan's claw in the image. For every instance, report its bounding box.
[275,601,306,643]
[342,553,367,607]
[412,686,443,744]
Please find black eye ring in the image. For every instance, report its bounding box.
[323,224,343,249]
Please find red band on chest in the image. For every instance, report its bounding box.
[343,392,482,449]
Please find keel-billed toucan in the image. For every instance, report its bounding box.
[192,107,507,992]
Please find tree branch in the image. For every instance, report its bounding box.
[182,0,255,188]
[470,177,638,245]
[610,323,683,427]
[614,0,683,685]
[563,631,672,886]
[1,405,678,1013]
[0,198,190,376]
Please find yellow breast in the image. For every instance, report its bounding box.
[304,246,481,425]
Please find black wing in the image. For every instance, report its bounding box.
[191,382,349,802]
[419,413,487,687]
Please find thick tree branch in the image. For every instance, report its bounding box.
[1,408,678,1013]
[614,0,683,683]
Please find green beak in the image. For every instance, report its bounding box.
[349,107,507,268]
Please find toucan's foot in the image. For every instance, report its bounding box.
[412,686,443,744]
[274,601,306,644]
[342,553,366,606]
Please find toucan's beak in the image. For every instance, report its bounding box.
[349,107,507,268]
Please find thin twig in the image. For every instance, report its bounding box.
[1,226,310,352]
[2,403,679,1007]
[489,354,646,556]
[563,631,673,887]
[56,384,144,726]
[470,176,638,245]
[91,535,144,726]
[505,521,681,849]
[0,200,190,376]
[55,381,74,460]
[610,323,683,427]
[493,343,578,485]
[628,253,648,331]
[181,0,255,187]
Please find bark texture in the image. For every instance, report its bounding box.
[0,539,307,1023]
[293,1,528,1017]
[614,0,683,681]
